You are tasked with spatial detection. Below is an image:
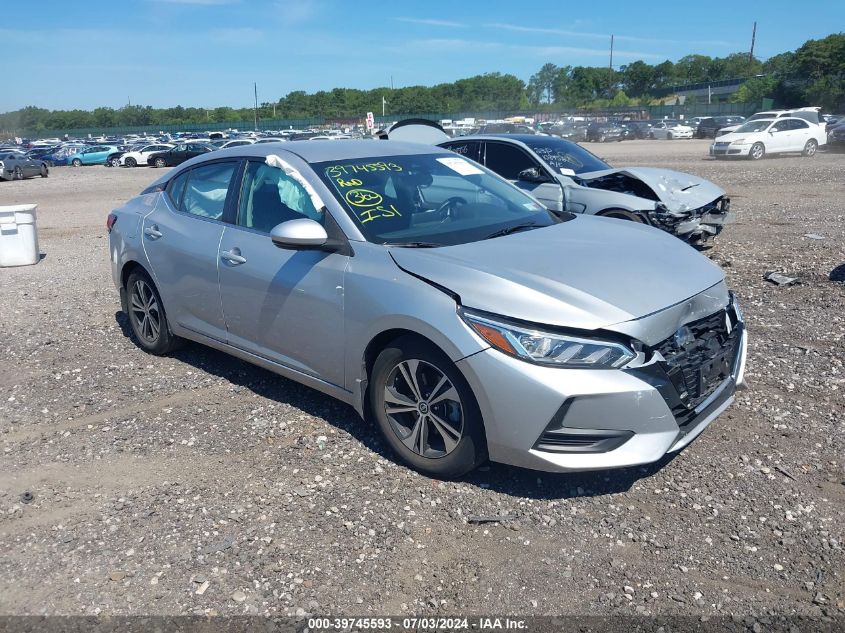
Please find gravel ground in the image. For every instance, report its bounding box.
[0,140,843,618]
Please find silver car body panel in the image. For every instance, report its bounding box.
[573,166,726,214]
[389,217,725,331]
[109,140,745,473]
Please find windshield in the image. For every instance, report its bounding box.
[522,137,610,174]
[735,120,772,133]
[314,153,562,246]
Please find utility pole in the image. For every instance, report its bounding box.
[382,95,386,117]
[609,34,614,71]
[749,22,757,63]
[390,75,394,90]
[253,82,258,131]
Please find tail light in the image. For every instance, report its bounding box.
[106,213,117,233]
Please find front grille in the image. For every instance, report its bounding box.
[653,307,741,428]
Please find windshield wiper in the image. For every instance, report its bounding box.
[384,241,442,248]
[483,222,542,240]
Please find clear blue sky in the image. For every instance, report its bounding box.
[3,0,841,111]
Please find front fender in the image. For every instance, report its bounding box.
[343,242,489,414]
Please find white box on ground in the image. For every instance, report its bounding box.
[0,204,40,267]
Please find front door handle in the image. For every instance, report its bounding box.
[144,225,163,239]
[221,248,247,265]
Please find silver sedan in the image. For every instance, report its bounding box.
[108,141,746,477]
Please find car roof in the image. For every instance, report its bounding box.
[440,134,541,146]
[210,139,447,163]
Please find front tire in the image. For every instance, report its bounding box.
[598,208,647,223]
[667,132,673,140]
[802,139,818,157]
[369,336,487,478]
[749,142,765,160]
[71,158,82,167]
[125,270,183,355]
[13,166,23,180]
[40,164,48,177]
[109,157,121,167]
[125,157,137,167]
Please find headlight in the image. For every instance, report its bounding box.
[460,309,636,369]
[730,292,744,323]
[731,138,747,144]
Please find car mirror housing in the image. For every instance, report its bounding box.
[270,218,329,250]
[517,167,550,183]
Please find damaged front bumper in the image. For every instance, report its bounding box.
[648,197,731,244]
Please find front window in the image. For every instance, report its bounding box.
[735,120,773,133]
[238,160,322,232]
[315,153,562,247]
[522,138,609,174]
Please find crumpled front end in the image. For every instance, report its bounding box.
[648,196,732,245]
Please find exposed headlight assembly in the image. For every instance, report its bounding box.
[460,309,635,369]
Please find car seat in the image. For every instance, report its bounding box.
[250,180,301,233]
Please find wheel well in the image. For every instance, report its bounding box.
[596,208,646,222]
[364,329,431,378]
[120,261,147,289]
[361,329,449,414]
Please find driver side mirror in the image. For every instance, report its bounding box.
[270,218,328,250]
[517,167,550,183]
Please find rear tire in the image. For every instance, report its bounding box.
[802,139,818,157]
[154,157,166,168]
[125,270,183,355]
[13,166,23,180]
[369,336,487,478]
[667,132,673,140]
[40,164,48,177]
[749,142,765,160]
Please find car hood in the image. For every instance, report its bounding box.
[574,166,725,213]
[717,125,742,135]
[715,131,761,142]
[389,216,725,331]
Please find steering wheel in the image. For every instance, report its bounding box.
[436,196,468,223]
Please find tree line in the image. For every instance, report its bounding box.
[1,33,841,135]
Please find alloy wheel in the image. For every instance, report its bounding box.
[383,359,464,458]
[129,279,161,344]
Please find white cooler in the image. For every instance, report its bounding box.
[0,204,40,267]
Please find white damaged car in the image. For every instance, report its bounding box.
[119,143,175,167]
[380,120,731,245]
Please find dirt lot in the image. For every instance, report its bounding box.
[0,140,843,618]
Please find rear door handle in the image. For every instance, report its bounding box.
[144,225,163,239]
[221,248,247,265]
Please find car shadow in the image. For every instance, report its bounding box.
[115,311,674,500]
[830,263,845,282]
